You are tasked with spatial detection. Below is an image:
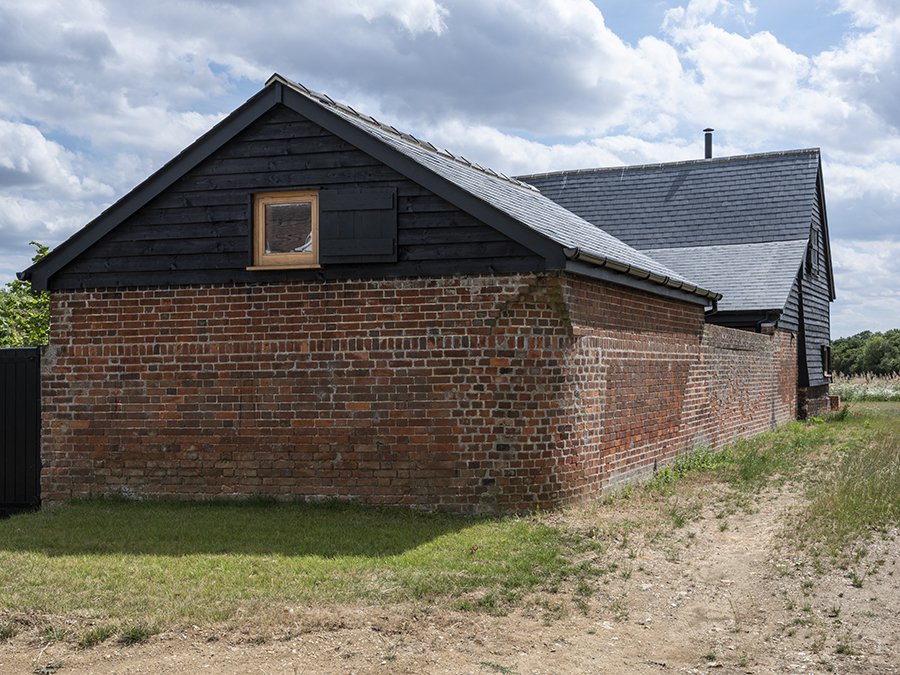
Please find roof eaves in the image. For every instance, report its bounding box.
[563,247,721,302]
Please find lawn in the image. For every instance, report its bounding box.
[0,500,571,631]
[1,401,897,648]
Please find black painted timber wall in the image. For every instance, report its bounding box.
[0,348,41,514]
[798,182,832,388]
[50,105,544,290]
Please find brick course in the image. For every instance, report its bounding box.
[42,273,797,512]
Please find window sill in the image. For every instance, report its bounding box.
[246,264,323,271]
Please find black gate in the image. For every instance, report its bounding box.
[0,347,41,516]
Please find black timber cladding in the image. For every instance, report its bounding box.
[1,348,41,515]
[800,180,832,387]
[49,105,544,289]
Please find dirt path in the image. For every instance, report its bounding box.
[2,482,897,674]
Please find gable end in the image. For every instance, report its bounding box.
[42,105,546,290]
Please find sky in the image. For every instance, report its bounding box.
[1,0,898,338]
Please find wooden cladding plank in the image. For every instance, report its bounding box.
[130,204,247,225]
[224,135,358,159]
[399,224,515,246]
[237,119,338,142]
[192,150,379,178]
[172,165,400,192]
[400,241,531,261]
[151,189,253,209]
[107,221,247,243]
[83,236,249,258]
[64,251,250,274]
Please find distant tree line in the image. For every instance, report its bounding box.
[832,329,900,377]
[0,242,50,347]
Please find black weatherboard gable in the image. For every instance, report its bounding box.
[21,74,718,304]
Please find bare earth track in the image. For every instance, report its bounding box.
[2,472,897,675]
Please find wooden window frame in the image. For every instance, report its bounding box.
[249,190,320,270]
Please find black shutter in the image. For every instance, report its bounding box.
[319,188,398,264]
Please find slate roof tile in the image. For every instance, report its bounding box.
[518,151,820,313]
[643,241,808,312]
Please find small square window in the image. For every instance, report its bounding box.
[252,190,319,268]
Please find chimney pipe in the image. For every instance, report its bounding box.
[704,128,714,159]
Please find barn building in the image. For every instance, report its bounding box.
[20,75,831,513]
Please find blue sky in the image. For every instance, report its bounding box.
[1,0,898,338]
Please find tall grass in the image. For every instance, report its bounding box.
[831,374,900,402]
[796,408,900,558]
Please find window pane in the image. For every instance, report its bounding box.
[265,202,312,254]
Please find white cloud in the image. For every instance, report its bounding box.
[835,0,900,24]
[825,160,900,202]
[345,0,449,34]
[830,239,900,337]
[0,120,112,198]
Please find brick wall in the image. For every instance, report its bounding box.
[555,277,797,498]
[42,273,797,512]
[799,384,833,419]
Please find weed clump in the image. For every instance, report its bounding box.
[78,624,117,649]
[119,623,155,645]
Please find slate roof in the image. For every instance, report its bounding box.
[273,76,717,299]
[518,150,821,250]
[643,241,808,313]
[518,150,824,313]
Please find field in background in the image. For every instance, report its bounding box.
[830,374,900,401]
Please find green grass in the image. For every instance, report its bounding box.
[119,623,156,645]
[0,499,572,627]
[794,403,900,559]
[648,421,832,493]
[77,624,116,649]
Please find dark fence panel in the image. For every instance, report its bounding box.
[0,347,41,515]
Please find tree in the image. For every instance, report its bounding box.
[832,329,900,376]
[0,242,50,347]
[832,331,869,375]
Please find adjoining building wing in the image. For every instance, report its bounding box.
[519,149,836,407]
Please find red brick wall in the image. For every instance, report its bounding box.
[41,273,797,512]
[554,278,797,498]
